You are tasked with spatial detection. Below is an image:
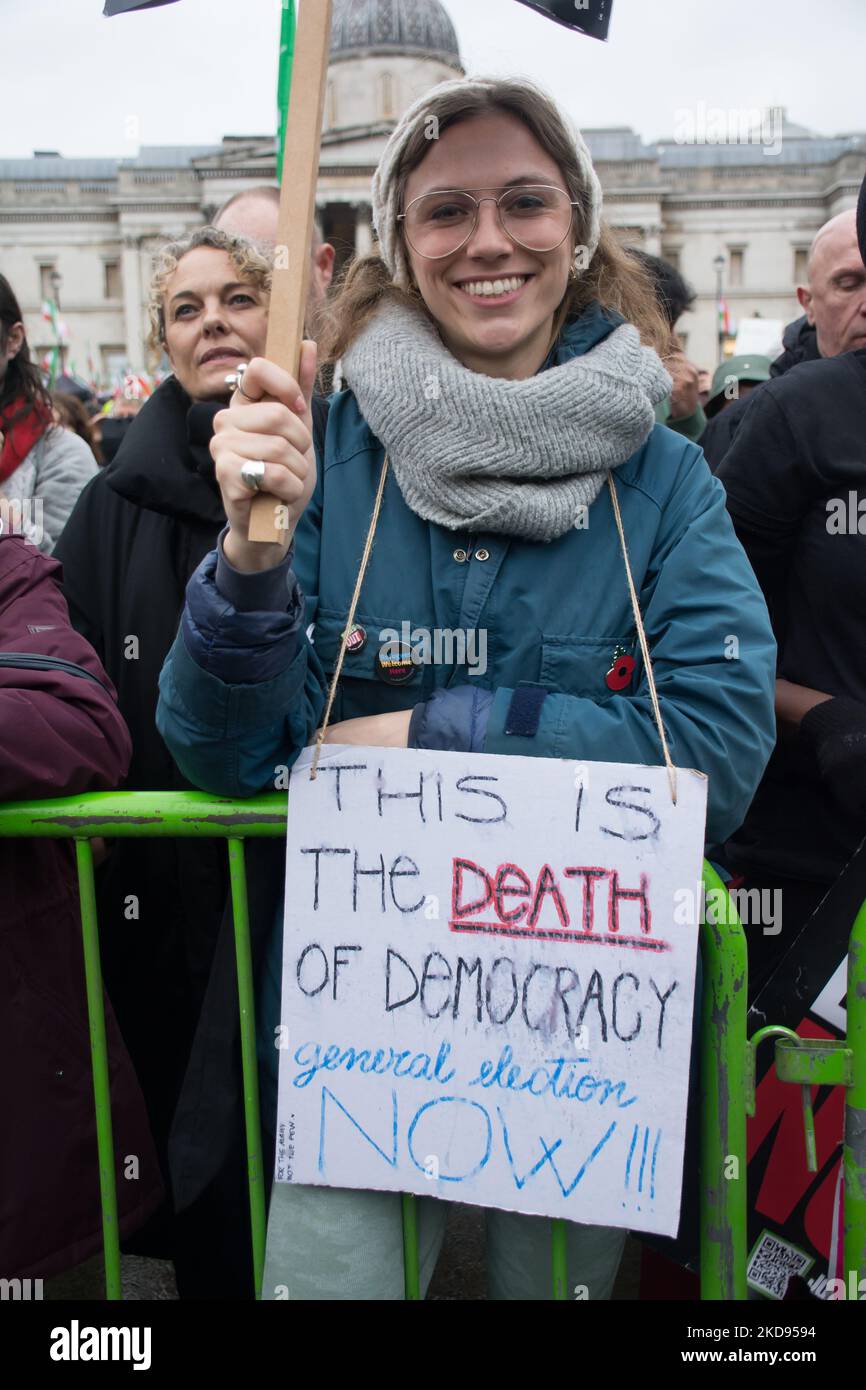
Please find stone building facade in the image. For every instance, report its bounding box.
[1,0,863,380]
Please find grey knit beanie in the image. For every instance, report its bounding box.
[371,77,604,290]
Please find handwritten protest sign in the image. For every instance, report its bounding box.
[274,748,707,1237]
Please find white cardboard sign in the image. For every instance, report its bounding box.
[274,747,707,1237]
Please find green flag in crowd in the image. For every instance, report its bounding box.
[276,0,297,182]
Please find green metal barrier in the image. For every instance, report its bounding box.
[1,790,863,1302]
[699,861,749,1300]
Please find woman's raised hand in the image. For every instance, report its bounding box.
[212,342,318,572]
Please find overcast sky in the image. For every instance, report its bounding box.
[2,0,864,159]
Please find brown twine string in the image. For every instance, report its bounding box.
[607,472,678,805]
[310,453,391,779]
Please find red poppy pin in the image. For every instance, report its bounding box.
[605,645,636,692]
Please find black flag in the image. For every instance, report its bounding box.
[104,0,180,14]
[515,0,613,42]
[104,0,613,43]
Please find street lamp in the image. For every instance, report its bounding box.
[49,268,67,375]
[713,254,726,366]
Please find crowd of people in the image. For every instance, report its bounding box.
[1,71,865,1301]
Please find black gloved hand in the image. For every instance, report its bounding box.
[800,696,866,819]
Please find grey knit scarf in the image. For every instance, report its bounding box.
[342,301,672,542]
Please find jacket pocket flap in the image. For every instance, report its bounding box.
[540,635,639,697]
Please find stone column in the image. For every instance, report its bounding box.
[121,234,145,373]
[644,223,663,257]
[354,203,374,258]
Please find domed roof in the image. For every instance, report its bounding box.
[330,0,461,65]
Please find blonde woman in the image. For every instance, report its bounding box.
[158,79,776,1300]
[55,228,322,1298]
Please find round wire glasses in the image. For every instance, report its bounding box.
[398,185,580,260]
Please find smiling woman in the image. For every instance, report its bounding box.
[156,75,778,1303]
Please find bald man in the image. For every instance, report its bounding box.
[213,186,335,332]
[700,206,866,468]
[795,208,866,359]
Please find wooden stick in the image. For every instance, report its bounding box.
[248,0,332,544]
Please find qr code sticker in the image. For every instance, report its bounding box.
[747,1229,814,1300]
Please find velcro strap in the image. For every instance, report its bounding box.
[504,684,547,738]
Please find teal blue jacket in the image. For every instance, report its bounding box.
[157,304,776,1154]
[157,304,776,848]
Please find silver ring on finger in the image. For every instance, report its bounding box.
[225,363,254,399]
[239,459,266,493]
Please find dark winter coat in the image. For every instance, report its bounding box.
[770,313,820,379]
[718,348,866,884]
[700,314,822,471]
[52,378,233,1168]
[53,378,330,1202]
[0,534,162,1277]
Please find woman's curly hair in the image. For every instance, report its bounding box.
[146,226,272,358]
